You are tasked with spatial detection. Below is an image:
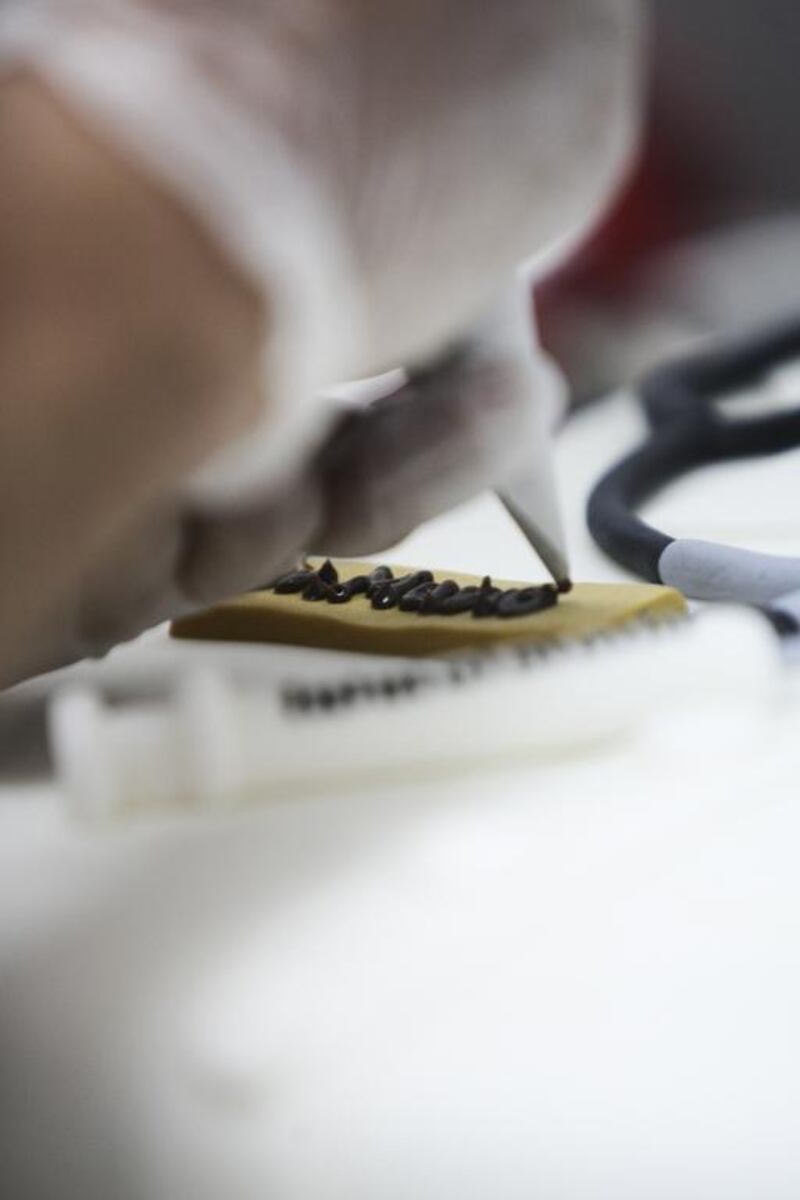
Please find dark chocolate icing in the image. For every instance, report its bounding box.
[317,559,339,586]
[271,563,563,620]
[496,586,558,618]
[420,580,460,615]
[436,586,480,615]
[328,575,370,604]
[397,580,437,613]
[273,568,316,595]
[302,574,334,602]
[372,571,434,611]
[366,566,394,595]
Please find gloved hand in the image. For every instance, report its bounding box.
[71,326,567,663]
[0,0,641,683]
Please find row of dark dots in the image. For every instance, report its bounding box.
[272,561,559,620]
[279,618,677,719]
[280,640,561,717]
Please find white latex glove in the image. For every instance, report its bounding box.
[0,0,642,680]
[2,0,641,494]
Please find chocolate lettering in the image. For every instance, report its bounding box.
[270,564,564,621]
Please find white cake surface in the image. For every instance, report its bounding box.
[3,392,800,1199]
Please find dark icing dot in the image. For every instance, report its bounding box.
[472,584,504,618]
[371,571,434,610]
[273,568,316,594]
[398,581,437,612]
[496,585,558,618]
[370,584,396,610]
[317,559,339,586]
[302,575,333,602]
[285,688,314,713]
[365,566,395,598]
[328,575,370,604]
[437,586,480,615]
[418,579,460,615]
[432,579,460,602]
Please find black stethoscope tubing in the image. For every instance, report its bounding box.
[586,317,800,630]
